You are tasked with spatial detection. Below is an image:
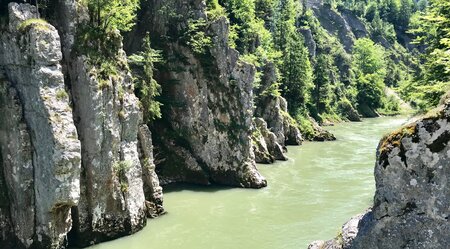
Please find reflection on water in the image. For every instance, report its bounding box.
[87,116,408,249]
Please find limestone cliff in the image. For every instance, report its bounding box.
[0,0,271,247]
[126,0,266,188]
[309,97,450,249]
[0,4,81,247]
[0,2,162,248]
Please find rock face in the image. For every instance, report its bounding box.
[0,3,81,248]
[253,118,287,163]
[309,2,355,52]
[310,99,450,248]
[0,72,34,249]
[300,28,317,59]
[127,0,266,188]
[138,125,165,217]
[252,62,304,162]
[340,9,368,40]
[68,53,147,246]
[0,2,163,248]
[309,117,337,141]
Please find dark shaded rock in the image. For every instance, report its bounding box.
[310,117,336,141]
[358,104,380,118]
[300,28,316,59]
[138,125,165,217]
[340,9,368,39]
[127,0,266,188]
[310,3,355,52]
[338,100,362,122]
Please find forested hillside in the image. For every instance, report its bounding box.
[202,0,424,139]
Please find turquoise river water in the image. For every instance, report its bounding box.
[88,116,408,249]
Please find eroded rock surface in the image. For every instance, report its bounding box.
[0,2,161,248]
[254,63,303,149]
[127,0,266,188]
[253,118,286,163]
[0,3,81,248]
[310,98,450,248]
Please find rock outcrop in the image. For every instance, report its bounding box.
[310,97,450,248]
[252,118,287,163]
[308,2,356,52]
[0,4,82,248]
[0,2,164,248]
[138,125,165,217]
[252,62,305,162]
[68,50,147,246]
[127,0,266,188]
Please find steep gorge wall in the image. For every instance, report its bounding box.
[0,2,162,248]
[126,0,266,188]
[0,4,81,247]
[0,0,273,247]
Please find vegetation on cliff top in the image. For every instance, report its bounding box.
[11,0,446,135]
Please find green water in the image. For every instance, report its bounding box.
[88,116,407,249]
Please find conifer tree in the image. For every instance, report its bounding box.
[312,54,333,114]
[273,0,313,114]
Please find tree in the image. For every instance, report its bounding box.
[398,0,414,29]
[81,0,140,32]
[352,38,386,110]
[273,0,313,114]
[129,33,163,122]
[312,54,333,114]
[280,31,313,113]
[406,0,450,110]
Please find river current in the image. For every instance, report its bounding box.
[88,116,407,249]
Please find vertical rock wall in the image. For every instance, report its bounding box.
[0,72,33,249]
[126,0,267,188]
[68,54,147,246]
[0,2,162,248]
[0,3,81,248]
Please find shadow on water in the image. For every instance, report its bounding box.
[162,182,235,194]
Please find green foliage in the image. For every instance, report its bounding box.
[221,0,281,100]
[183,19,213,54]
[295,111,315,140]
[129,33,163,122]
[352,38,386,76]
[274,0,313,114]
[352,38,386,110]
[312,54,333,115]
[378,94,401,115]
[207,0,227,20]
[56,89,69,100]
[405,0,450,111]
[80,0,140,32]
[113,160,131,192]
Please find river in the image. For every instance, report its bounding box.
[87,116,408,249]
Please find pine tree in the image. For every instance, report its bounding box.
[312,54,333,114]
[273,0,313,114]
